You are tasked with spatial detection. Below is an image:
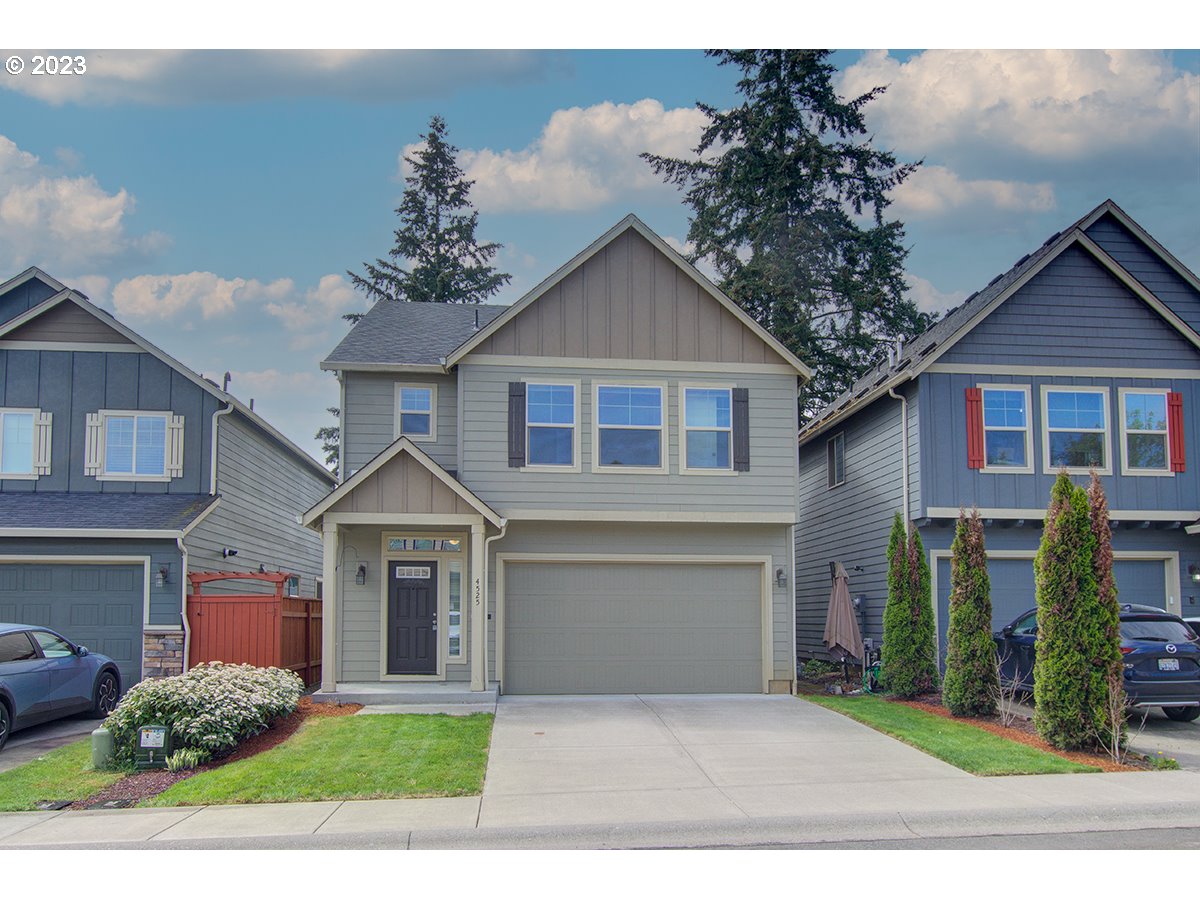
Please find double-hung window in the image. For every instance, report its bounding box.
[595,384,666,472]
[1042,387,1110,473]
[526,383,576,467]
[1119,389,1171,475]
[0,409,36,477]
[682,386,733,473]
[395,385,435,440]
[981,386,1033,473]
[87,410,183,481]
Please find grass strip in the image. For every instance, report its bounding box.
[0,739,124,812]
[804,693,1099,775]
[145,712,494,806]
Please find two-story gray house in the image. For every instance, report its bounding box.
[0,267,336,687]
[796,200,1200,664]
[304,215,810,697]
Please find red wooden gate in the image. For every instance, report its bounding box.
[187,572,322,686]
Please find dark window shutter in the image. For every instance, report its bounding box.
[732,387,750,472]
[508,382,526,468]
[1168,391,1186,473]
[965,387,984,469]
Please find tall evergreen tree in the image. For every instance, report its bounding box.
[348,115,511,311]
[1087,471,1126,748]
[315,406,340,472]
[642,50,933,415]
[943,508,998,717]
[882,513,939,698]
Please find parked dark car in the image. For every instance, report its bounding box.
[0,624,121,751]
[995,605,1200,722]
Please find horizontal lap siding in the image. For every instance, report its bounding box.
[343,371,458,475]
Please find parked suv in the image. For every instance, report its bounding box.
[995,605,1200,722]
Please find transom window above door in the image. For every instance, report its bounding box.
[594,384,665,471]
[1042,388,1110,473]
[525,383,576,467]
[981,386,1032,473]
[395,385,435,440]
[683,387,733,472]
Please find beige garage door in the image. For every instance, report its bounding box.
[502,561,763,694]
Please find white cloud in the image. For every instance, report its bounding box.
[263,274,359,330]
[450,99,707,212]
[0,134,166,272]
[841,49,1199,161]
[0,50,553,107]
[113,272,266,320]
[892,165,1056,219]
[905,273,969,316]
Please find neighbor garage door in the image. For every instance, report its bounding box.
[502,561,763,694]
[0,563,144,687]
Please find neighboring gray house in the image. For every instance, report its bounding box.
[304,215,810,696]
[796,200,1200,663]
[0,268,336,687]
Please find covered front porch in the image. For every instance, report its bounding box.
[302,437,505,698]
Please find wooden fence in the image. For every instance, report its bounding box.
[186,572,322,686]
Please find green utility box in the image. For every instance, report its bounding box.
[135,724,173,769]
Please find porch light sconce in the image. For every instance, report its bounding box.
[356,564,367,585]
[1189,564,1200,584]
[775,567,787,589]
[156,564,171,588]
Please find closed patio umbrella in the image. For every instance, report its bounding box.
[823,562,864,682]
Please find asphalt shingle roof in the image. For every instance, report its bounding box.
[0,492,218,531]
[323,302,508,368]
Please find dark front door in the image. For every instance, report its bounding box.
[387,562,438,675]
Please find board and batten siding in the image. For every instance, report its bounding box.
[325,450,476,517]
[0,277,60,327]
[186,411,332,598]
[458,362,799,515]
[0,347,219,494]
[1084,213,1200,336]
[795,383,918,661]
[918,371,1199,514]
[485,521,795,685]
[4,301,135,345]
[937,245,1200,370]
[342,371,458,476]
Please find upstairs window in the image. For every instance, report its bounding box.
[525,383,576,467]
[981,386,1033,473]
[86,410,183,481]
[1120,389,1171,475]
[683,387,733,472]
[395,385,435,440]
[1042,388,1110,473]
[826,432,845,488]
[595,384,665,471]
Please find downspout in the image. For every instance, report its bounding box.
[177,535,190,672]
[483,519,509,690]
[888,386,910,533]
[210,401,234,495]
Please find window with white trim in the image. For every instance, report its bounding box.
[525,383,576,467]
[0,408,51,478]
[86,410,183,480]
[826,432,845,488]
[684,387,733,472]
[981,386,1033,472]
[448,560,463,658]
[1120,389,1171,474]
[1043,388,1109,472]
[595,384,665,470]
[395,385,435,440]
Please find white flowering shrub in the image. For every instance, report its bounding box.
[104,662,303,768]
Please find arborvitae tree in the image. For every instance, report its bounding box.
[882,513,939,697]
[348,115,510,313]
[943,508,998,716]
[1087,470,1126,748]
[1034,473,1100,749]
[642,50,933,415]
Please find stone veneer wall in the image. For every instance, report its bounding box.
[142,631,185,680]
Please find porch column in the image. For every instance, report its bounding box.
[321,521,340,693]
[470,521,486,691]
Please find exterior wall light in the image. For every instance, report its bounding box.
[1189,563,1200,584]
[156,565,171,588]
[774,567,787,589]
[356,564,367,585]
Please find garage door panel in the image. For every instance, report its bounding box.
[504,562,763,695]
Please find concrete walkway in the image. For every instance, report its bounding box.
[4,694,1200,848]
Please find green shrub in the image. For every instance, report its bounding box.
[801,658,840,679]
[881,513,939,698]
[104,662,303,768]
[943,508,999,716]
[1087,471,1125,750]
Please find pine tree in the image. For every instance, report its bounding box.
[642,50,933,415]
[348,115,510,312]
[315,407,339,472]
[943,508,998,716]
[882,513,939,697]
[1034,473,1100,749]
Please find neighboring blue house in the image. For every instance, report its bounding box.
[796,200,1200,663]
[0,268,336,688]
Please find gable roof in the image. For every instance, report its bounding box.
[302,435,503,528]
[0,284,335,484]
[798,200,1200,444]
[322,301,507,371]
[445,214,812,378]
[0,266,67,298]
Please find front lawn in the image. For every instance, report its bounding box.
[804,693,1099,775]
[145,712,494,806]
[0,740,124,812]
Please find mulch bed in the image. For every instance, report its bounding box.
[72,697,363,809]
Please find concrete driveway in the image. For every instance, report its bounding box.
[1129,709,1200,769]
[0,715,98,774]
[478,694,973,827]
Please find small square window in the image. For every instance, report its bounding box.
[396,385,435,439]
[103,413,169,478]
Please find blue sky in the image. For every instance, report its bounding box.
[1,48,1197,461]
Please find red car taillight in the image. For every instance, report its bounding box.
[1120,646,1135,654]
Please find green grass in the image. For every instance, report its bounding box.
[145,713,494,806]
[804,693,1099,775]
[0,739,125,812]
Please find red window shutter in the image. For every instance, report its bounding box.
[966,388,984,469]
[1167,391,1186,473]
